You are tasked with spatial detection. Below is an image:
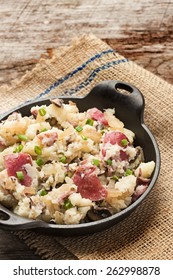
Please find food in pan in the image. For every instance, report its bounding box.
[0,99,155,224]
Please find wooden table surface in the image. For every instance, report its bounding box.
[0,0,173,260]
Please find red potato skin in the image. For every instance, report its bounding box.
[87,108,108,125]
[73,166,107,201]
[102,132,129,160]
[4,153,33,187]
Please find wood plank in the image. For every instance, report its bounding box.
[0,229,41,259]
[0,0,172,85]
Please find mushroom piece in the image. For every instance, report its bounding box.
[86,206,112,222]
[0,195,18,209]
[45,117,57,126]
[129,146,144,170]
[50,98,64,107]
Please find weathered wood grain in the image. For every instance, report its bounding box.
[0,230,41,259]
[0,0,173,86]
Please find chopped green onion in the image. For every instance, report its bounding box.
[40,128,47,133]
[59,155,67,163]
[106,159,112,166]
[81,135,88,140]
[16,171,24,181]
[111,175,119,181]
[38,107,47,116]
[13,144,23,153]
[92,159,100,167]
[18,134,28,142]
[36,158,44,166]
[86,118,94,126]
[40,189,47,196]
[63,199,73,210]
[34,145,42,155]
[121,138,128,146]
[75,125,83,132]
[125,169,133,176]
[101,130,105,135]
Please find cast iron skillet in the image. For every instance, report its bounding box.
[0,80,160,235]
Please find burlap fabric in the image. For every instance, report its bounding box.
[0,34,172,260]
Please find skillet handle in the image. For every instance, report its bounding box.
[88,80,145,123]
[114,80,144,111]
[107,80,145,119]
[0,204,43,230]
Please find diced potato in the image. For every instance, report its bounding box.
[135,161,155,178]
[104,109,124,130]
[0,116,31,145]
[123,128,135,144]
[54,211,64,224]
[82,125,102,143]
[106,175,136,211]
[69,193,93,207]
[64,207,82,224]
[25,122,51,140]
[14,196,44,219]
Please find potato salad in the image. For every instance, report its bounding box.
[0,99,155,224]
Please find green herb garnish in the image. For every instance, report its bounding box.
[92,159,100,167]
[125,169,133,176]
[40,189,47,196]
[40,128,47,133]
[18,134,28,142]
[59,155,67,163]
[75,125,83,132]
[86,118,94,126]
[38,107,46,116]
[111,175,119,181]
[36,158,44,166]
[34,145,42,155]
[63,199,73,210]
[106,159,112,166]
[121,138,128,146]
[81,135,88,140]
[16,171,24,181]
[13,144,23,153]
